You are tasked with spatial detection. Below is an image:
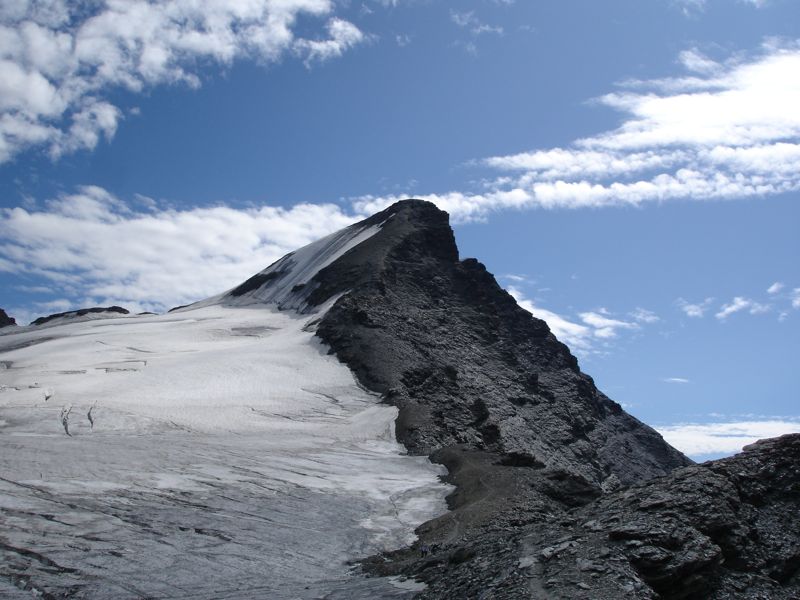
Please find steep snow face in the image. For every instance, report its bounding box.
[0,305,449,598]
[208,219,386,310]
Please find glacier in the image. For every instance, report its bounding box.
[0,286,450,596]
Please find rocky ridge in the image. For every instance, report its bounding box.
[30,306,129,327]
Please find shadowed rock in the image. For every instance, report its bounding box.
[0,308,16,328]
[31,306,129,326]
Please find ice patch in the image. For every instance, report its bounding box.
[191,219,384,311]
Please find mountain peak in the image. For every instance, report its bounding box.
[215,201,687,484]
[220,200,689,490]
[220,199,458,310]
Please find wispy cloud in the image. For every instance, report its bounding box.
[631,307,660,324]
[450,10,503,35]
[0,1,366,163]
[354,40,800,221]
[501,274,530,284]
[767,281,784,294]
[662,377,690,384]
[578,310,638,339]
[715,296,771,320]
[506,287,649,354]
[790,288,800,309]
[0,186,358,316]
[673,0,771,17]
[294,18,366,65]
[672,0,707,17]
[657,419,800,458]
[507,286,593,353]
[676,297,714,318]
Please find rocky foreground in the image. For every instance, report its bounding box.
[365,434,800,599]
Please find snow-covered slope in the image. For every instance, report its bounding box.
[0,303,449,598]
[191,217,387,312]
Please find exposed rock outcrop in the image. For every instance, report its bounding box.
[379,434,800,599]
[0,308,16,328]
[31,306,129,326]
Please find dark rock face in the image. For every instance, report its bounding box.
[167,304,190,313]
[516,434,800,599]
[0,308,16,328]
[306,200,689,487]
[31,306,129,326]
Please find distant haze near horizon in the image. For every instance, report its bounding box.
[1,0,798,458]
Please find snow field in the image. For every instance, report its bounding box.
[0,303,449,598]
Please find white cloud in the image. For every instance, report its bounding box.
[353,41,800,221]
[677,297,714,318]
[792,288,800,309]
[579,310,638,339]
[678,48,721,75]
[506,286,593,352]
[662,377,690,384]
[506,288,651,354]
[672,0,706,17]
[767,281,784,294]
[657,419,800,457]
[294,18,366,65]
[0,187,358,315]
[715,296,771,320]
[631,307,660,324]
[501,274,529,283]
[673,0,770,17]
[450,10,503,35]
[0,1,366,163]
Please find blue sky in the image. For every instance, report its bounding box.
[1,0,799,458]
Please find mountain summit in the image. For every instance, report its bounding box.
[222,199,690,484]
